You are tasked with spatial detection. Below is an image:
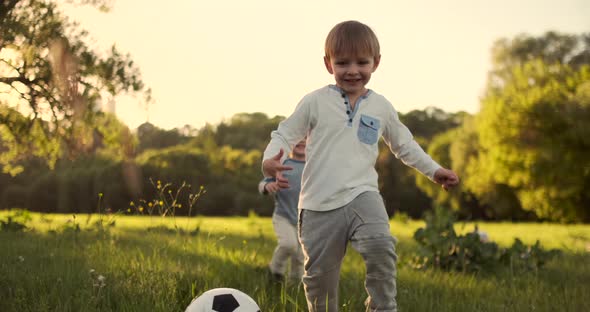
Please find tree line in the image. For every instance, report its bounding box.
[1,0,588,222]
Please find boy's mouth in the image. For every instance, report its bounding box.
[344,78,362,83]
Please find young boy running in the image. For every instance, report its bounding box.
[262,20,459,312]
[258,140,306,283]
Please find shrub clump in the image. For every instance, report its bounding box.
[410,207,560,272]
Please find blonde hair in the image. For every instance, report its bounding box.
[324,21,380,60]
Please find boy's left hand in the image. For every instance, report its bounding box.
[433,168,459,191]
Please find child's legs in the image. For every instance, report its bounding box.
[299,208,348,312]
[269,214,300,275]
[349,192,398,312]
[289,237,304,280]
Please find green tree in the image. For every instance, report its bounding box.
[488,32,590,93]
[0,0,146,173]
[136,122,188,152]
[478,59,590,221]
[215,112,284,150]
[476,32,590,222]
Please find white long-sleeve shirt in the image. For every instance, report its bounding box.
[263,85,441,212]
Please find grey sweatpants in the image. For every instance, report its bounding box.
[269,213,304,280]
[298,191,398,312]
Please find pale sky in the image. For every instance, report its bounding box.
[59,0,590,130]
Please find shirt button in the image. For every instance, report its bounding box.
[349,119,353,122]
[346,110,350,114]
[341,93,346,98]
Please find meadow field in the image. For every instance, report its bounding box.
[1,211,589,312]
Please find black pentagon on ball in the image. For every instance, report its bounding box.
[212,294,240,312]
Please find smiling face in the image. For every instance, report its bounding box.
[324,53,380,98]
[323,21,381,99]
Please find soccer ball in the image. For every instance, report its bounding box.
[185,288,261,312]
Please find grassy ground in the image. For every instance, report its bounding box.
[0,212,589,311]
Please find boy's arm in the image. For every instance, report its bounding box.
[258,178,278,195]
[262,95,312,179]
[381,104,442,180]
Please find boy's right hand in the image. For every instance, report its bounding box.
[262,149,293,189]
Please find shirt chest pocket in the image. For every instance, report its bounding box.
[357,114,380,145]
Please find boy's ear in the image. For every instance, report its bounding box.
[324,56,334,74]
[372,54,381,72]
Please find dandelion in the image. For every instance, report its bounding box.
[148,202,153,207]
[139,206,144,212]
[130,201,135,206]
[89,269,96,274]
[159,201,164,206]
[127,208,131,213]
[17,256,24,262]
[177,204,182,209]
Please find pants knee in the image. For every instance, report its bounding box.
[355,236,397,269]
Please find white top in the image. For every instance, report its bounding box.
[263,85,441,212]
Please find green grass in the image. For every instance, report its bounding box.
[1,212,589,312]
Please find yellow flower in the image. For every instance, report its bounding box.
[159,201,164,206]
[139,207,144,212]
[148,202,153,207]
[177,204,182,208]
[130,201,135,206]
[127,208,131,213]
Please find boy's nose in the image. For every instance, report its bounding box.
[346,64,361,75]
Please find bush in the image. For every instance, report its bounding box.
[410,207,559,272]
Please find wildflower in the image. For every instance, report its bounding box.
[177,204,182,209]
[130,201,135,206]
[94,274,107,288]
[18,256,24,262]
[98,193,103,198]
[89,269,96,274]
[139,206,144,212]
[148,202,153,207]
[127,208,131,213]
[159,201,164,206]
